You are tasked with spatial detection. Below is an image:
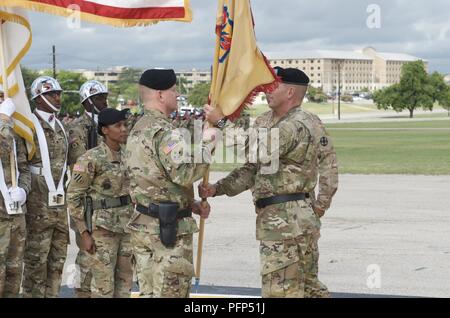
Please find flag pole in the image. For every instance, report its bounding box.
[194,168,209,293]
[0,19,17,189]
[195,117,213,293]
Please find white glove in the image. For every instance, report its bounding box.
[0,98,16,117]
[9,187,27,206]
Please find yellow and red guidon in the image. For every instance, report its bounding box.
[217,4,233,64]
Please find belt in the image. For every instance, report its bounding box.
[136,204,192,219]
[30,165,43,175]
[93,195,132,210]
[255,193,310,209]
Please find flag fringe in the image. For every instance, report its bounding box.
[2,0,192,27]
[0,10,32,83]
[228,54,280,121]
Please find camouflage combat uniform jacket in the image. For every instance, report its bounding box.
[68,112,102,166]
[27,112,68,209]
[0,118,31,218]
[125,109,213,236]
[215,106,319,241]
[67,142,133,234]
[297,109,338,211]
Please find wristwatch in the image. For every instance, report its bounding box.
[214,117,228,129]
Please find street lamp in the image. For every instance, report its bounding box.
[336,59,344,120]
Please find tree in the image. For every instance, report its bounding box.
[108,67,141,108]
[177,77,188,95]
[439,88,450,116]
[188,82,211,106]
[429,72,450,106]
[307,86,327,103]
[373,60,434,118]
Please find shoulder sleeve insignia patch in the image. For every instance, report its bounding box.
[73,164,85,172]
[163,141,179,155]
[320,136,329,147]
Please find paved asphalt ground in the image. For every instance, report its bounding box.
[61,173,450,298]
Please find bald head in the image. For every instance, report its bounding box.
[139,84,158,108]
[139,83,179,116]
[285,83,308,105]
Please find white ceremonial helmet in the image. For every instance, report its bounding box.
[79,80,108,104]
[30,76,63,100]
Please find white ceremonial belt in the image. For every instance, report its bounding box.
[29,165,43,175]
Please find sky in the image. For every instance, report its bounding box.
[20,0,450,74]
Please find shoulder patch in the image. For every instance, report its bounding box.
[163,141,179,154]
[73,164,85,172]
[320,136,329,147]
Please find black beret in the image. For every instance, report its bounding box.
[274,66,310,86]
[98,108,130,135]
[139,69,177,90]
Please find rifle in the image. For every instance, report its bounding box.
[87,111,97,150]
[83,195,93,233]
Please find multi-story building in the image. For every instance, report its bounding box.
[269,47,426,93]
[176,68,211,91]
[72,66,128,86]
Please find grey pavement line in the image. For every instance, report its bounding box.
[59,285,421,298]
[327,128,450,131]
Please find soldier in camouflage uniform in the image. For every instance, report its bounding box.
[22,76,69,298]
[0,96,31,298]
[67,80,108,298]
[125,69,215,298]
[67,108,133,298]
[297,110,338,298]
[271,67,338,298]
[201,68,337,298]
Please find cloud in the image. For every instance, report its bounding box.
[21,0,450,73]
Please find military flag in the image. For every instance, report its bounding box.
[2,0,192,27]
[0,7,36,160]
[195,0,279,291]
[210,0,278,120]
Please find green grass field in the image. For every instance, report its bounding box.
[211,119,450,175]
[247,102,378,117]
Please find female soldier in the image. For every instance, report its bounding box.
[67,108,133,298]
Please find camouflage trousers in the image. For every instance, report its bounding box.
[0,215,26,298]
[73,223,92,298]
[22,203,69,298]
[304,230,330,298]
[260,230,329,298]
[90,227,133,298]
[131,231,194,298]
